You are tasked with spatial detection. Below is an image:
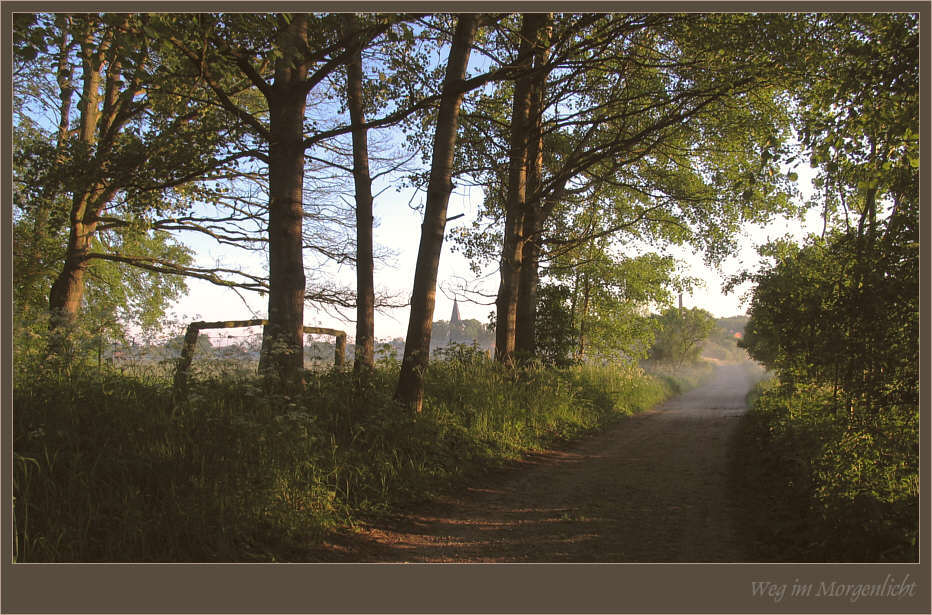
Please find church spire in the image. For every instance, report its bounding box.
[449,298,462,345]
[450,298,462,325]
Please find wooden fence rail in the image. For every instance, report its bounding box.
[172,319,346,401]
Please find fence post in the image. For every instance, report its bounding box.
[335,333,346,367]
[172,320,348,401]
[172,322,202,403]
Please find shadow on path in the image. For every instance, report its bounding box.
[314,363,763,562]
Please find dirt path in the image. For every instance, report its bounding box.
[320,363,760,562]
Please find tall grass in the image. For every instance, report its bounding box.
[14,350,697,562]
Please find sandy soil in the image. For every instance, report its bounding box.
[316,363,760,562]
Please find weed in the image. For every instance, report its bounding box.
[13,353,698,561]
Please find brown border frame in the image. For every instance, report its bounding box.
[2,3,928,613]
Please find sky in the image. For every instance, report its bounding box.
[172,166,826,344]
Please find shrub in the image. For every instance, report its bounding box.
[733,378,918,561]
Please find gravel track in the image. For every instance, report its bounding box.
[316,363,760,562]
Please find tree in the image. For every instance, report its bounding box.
[533,283,577,367]
[648,307,716,365]
[734,16,918,561]
[165,13,526,390]
[341,13,376,373]
[394,14,480,413]
[494,13,547,363]
[530,233,688,366]
[740,227,917,416]
[795,14,918,241]
[160,13,404,390]
[256,13,316,389]
[13,13,252,364]
[514,13,552,357]
[457,13,809,362]
[739,12,918,419]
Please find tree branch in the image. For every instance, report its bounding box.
[85,251,269,291]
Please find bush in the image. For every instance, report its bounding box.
[732,378,918,562]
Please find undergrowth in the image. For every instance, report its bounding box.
[732,377,919,562]
[13,350,704,562]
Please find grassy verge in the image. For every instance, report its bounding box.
[731,377,919,562]
[13,353,705,562]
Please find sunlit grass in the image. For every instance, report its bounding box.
[13,351,708,562]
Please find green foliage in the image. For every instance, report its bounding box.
[740,13,919,413]
[796,13,918,228]
[534,283,579,367]
[735,227,918,562]
[733,378,918,561]
[647,307,716,365]
[13,355,684,561]
[730,13,918,562]
[453,13,805,283]
[12,13,224,347]
[89,228,193,328]
[740,224,917,420]
[12,206,193,368]
[541,234,689,363]
[575,251,683,361]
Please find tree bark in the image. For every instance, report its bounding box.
[53,15,75,151]
[22,16,74,311]
[576,273,591,361]
[342,14,376,373]
[395,14,479,413]
[47,22,106,356]
[514,14,551,357]
[258,15,311,392]
[515,208,541,356]
[495,13,545,364]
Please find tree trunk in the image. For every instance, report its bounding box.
[48,213,98,332]
[47,23,104,357]
[342,14,376,373]
[514,160,541,357]
[514,15,551,357]
[495,13,544,364]
[22,17,74,312]
[569,269,580,323]
[259,15,310,392]
[38,15,75,247]
[53,15,75,150]
[395,14,479,412]
[576,273,591,361]
[515,208,540,356]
